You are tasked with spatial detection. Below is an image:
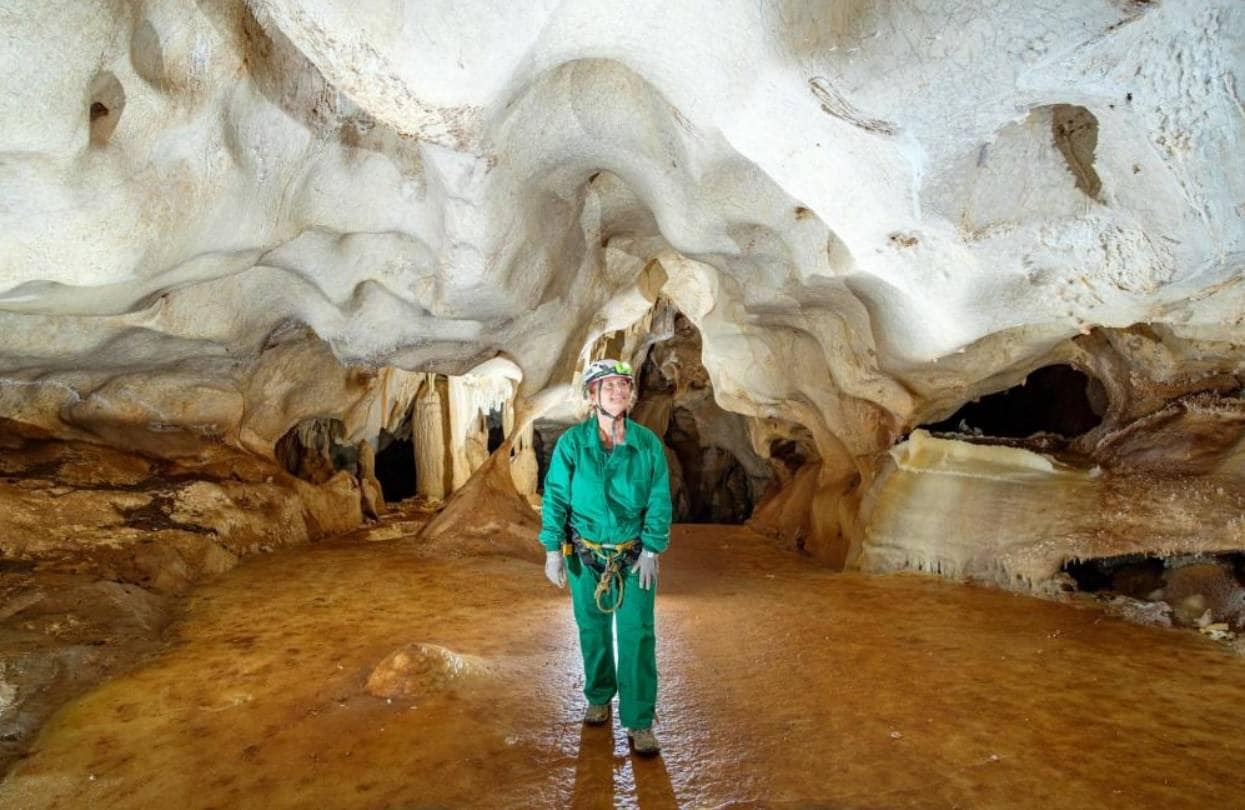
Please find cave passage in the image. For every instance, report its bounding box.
[532,422,569,496]
[636,310,771,524]
[924,364,1104,438]
[1063,553,1166,597]
[661,403,755,524]
[1062,552,1245,629]
[485,407,505,454]
[374,428,417,502]
[274,417,357,484]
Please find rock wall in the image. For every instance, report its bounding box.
[0,0,1242,584]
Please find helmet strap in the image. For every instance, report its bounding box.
[592,388,628,443]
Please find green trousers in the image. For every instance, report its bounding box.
[567,553,657,730]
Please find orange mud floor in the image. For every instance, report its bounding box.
[3,525,1244,809]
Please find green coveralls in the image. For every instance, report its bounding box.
[539,417,672,730]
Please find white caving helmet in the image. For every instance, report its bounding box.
[582,359,636,437]
[581,358,635,399]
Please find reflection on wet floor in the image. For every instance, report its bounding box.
[3,524,1245,808]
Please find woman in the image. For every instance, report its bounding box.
[539,358,673,756]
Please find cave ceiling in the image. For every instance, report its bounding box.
[0,0,1242,471]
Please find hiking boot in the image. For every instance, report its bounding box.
[583,703,611,726]
[627,727,661,756]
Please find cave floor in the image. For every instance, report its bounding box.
[2,522,1244,809]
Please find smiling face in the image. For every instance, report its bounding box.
[592,376,634,413]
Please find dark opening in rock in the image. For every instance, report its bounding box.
[274,417,355,484]
[699,446,754,524]
[769,438,812,474]
[1063,554,1165,597]
[374,428,416,502]
[485,408,504,455]
[88,71,125,146]
[532,422,570,496]
[923,364,1103,439]
[664,405,705,519]
[637,309,772,524]
[1062,552,1245,630]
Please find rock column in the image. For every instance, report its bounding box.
[414,375,451,500]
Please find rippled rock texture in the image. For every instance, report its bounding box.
[2,0,1241,479]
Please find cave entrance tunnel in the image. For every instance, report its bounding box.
[532,409,768,526]
[277,415,420,503]
[275,417,358,485]
[375,394,513,504]
[485,407,505,454]
[634,311,785,524]
[1063,552,1245,630]
[661,403,762,524]
[275,413,425,507]
[532,421,569,499]
[923,364,1106,439]
[277,374,522,508]
[374,426,417,503]
[534,308,785,526]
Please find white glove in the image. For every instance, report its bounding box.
[631,550,659,590]
[544,550,566,588]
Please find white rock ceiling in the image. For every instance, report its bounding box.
[0,0,1242,472]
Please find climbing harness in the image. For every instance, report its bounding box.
[584,538,639,613]
[564,528,640,613]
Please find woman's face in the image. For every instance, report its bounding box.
[595,377,633,411]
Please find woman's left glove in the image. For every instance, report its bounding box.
[631,550,659,590]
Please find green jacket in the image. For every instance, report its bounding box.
[539,417,672,553]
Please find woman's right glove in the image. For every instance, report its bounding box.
[631,549,659,590]
[544,550,566,588]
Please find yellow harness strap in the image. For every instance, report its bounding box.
[578,538,638,614]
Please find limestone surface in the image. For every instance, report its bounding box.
[0,1,1243,578]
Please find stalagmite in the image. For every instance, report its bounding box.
[355,439,386,519]
[509,422,539,497]
[416,440,543,561]
[413,375,451,501]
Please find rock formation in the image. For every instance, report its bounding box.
[0,2,1241,600]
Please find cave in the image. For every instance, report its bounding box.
[3,3,1245,807]
[923,364,1104,439]
[766,435,818,483]
[274,417,357,484]
[660,404,757,523]
[532,421,570,496]
[634,310,772,524]
[373,428,417,503]
[1062,553,1166,597]
[1062,552,1245,630]
[485,407,505,454]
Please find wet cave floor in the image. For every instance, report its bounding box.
[3,523,1244,809]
